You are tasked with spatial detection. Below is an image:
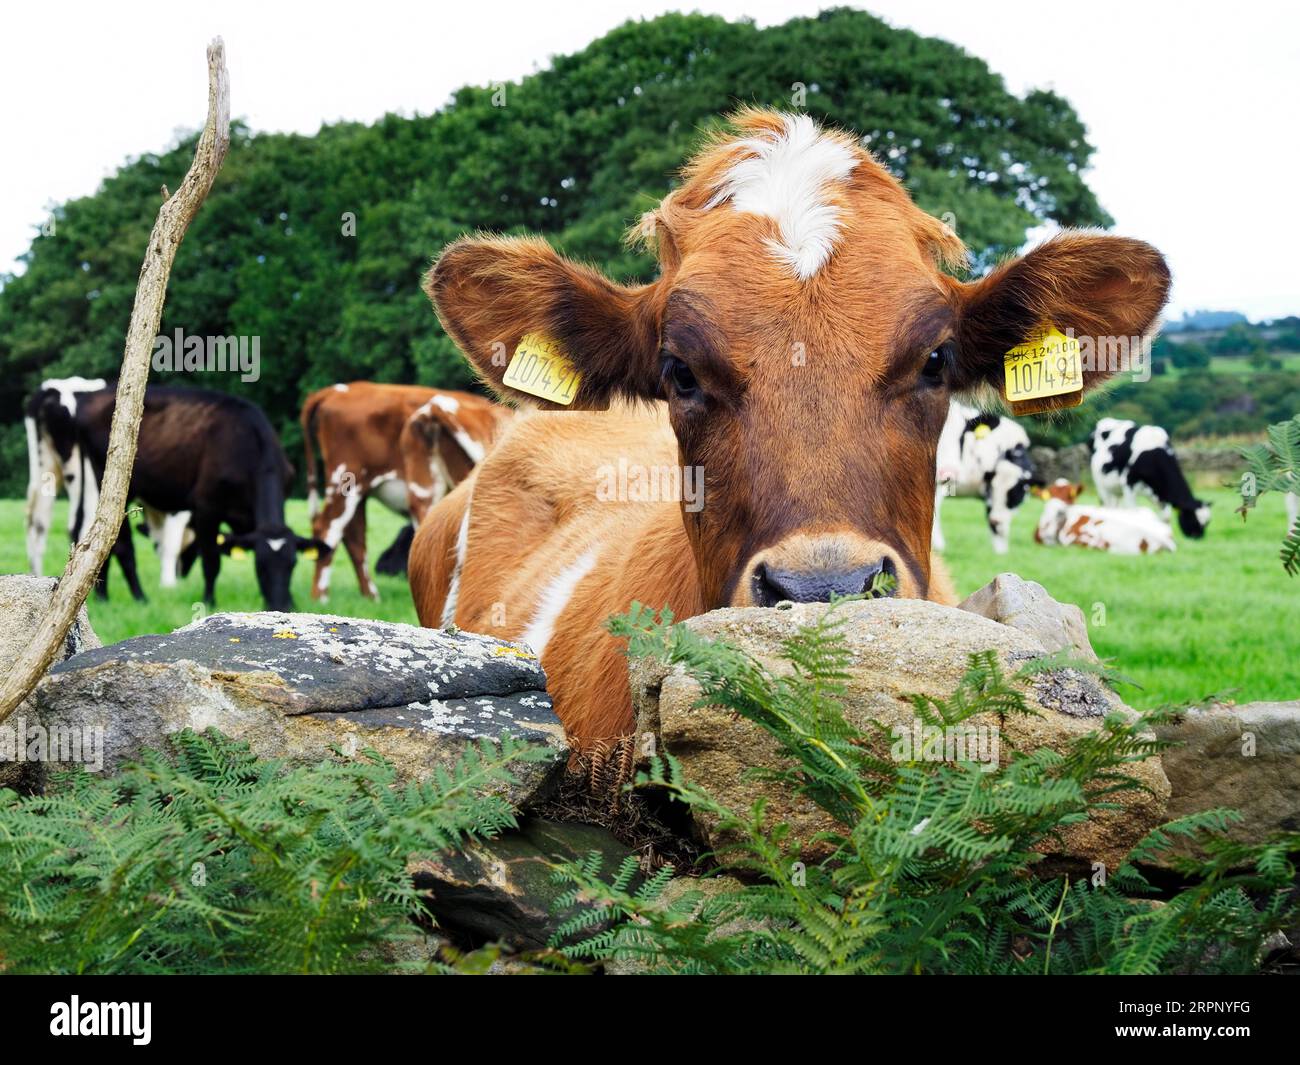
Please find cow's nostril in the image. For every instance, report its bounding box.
[752,563,786,607]
[865,557,898,598]
[752,557,898,606]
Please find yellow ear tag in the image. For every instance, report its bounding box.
[1003,325,1083,416]
[502,333,581,406]
[973,423,992,440]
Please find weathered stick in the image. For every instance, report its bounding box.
[0,39,230,725]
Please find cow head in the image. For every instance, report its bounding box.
[1035,480,1087,504]
[1179,500,1212,539]
[222,527,325,611]
[428,110,1169,608]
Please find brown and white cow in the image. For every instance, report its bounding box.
[301,381,507,601]
[400,392,515,525]
[1034,479,1176,554]
[409,109,1170,745]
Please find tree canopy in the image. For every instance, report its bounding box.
[0,8,1112,494]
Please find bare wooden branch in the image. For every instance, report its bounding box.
[0,39,231,725]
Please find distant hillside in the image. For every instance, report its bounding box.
[1165,309,1250,332]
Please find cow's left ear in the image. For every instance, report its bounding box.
[426,236,662,410]
[951,231,1170,408]
[220,532,256,555]
[294,535,329,554]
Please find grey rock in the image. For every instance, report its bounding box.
[410,819,637,951]
[1029,443,1090,485]
[959,572,1098,663]
[631,598,1168,871]
[604,875,754,975]
[31,611,566,806]
[0,575,101,790]
[1155,700,1300,848]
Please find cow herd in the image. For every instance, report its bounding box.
[931,402,1213,557]
[24,376,509,611]
[21,110,1253,746]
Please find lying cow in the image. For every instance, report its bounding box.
[1034,480,1175,554]
[410,109,1170,746]
[931,400,1038,555]
[26,377,196,596]
[300,382,509,601]
[1090,417,1210,537]
[69,385,320,610]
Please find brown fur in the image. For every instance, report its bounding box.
[300,382,504,599]
[400,395,515,523]
[411,110,1170,743]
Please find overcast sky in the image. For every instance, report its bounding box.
[1,0,1295,319]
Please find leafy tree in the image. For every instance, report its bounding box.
[0,9,1113,496]
[1211,323,1266,357]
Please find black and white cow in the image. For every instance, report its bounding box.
[62,385,323,610]
[26,377,198,597]
[1090,417,1211,538]
[25,376,105,577]
[932,400,1039,554]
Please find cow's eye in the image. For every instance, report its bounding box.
[661,353,700,399]
[921,344,951,386]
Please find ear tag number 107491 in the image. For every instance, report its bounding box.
[1003,325,1083,416]
[502,333,582,406]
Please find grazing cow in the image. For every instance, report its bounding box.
[1090,417,1211,537]
[410,109,1170,744]
[25,378,195,596]
[300,382,508,600]
[1034,479,1176,554]
[70,386,320,610]
[931,399,1038,554]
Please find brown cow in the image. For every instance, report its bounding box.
[300,381,505,601]
[410,109,1170,744]
[400,392,515,524]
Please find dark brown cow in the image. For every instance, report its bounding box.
[300,381,506,600]
[410,110,1170,744]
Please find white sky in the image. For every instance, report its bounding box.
[1,0,1295,319]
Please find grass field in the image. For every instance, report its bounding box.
[5,487,1297,711]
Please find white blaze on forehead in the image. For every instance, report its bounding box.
[707,113,859,281]
[431,394,460,415]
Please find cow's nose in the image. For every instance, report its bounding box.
[752,557,897,606]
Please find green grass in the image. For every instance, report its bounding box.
[8,500,418,646]
[941,485,1299,710]
[1207,353,1300,375]
[6,486,1297,711]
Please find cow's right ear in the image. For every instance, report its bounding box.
[425,236,662,410]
